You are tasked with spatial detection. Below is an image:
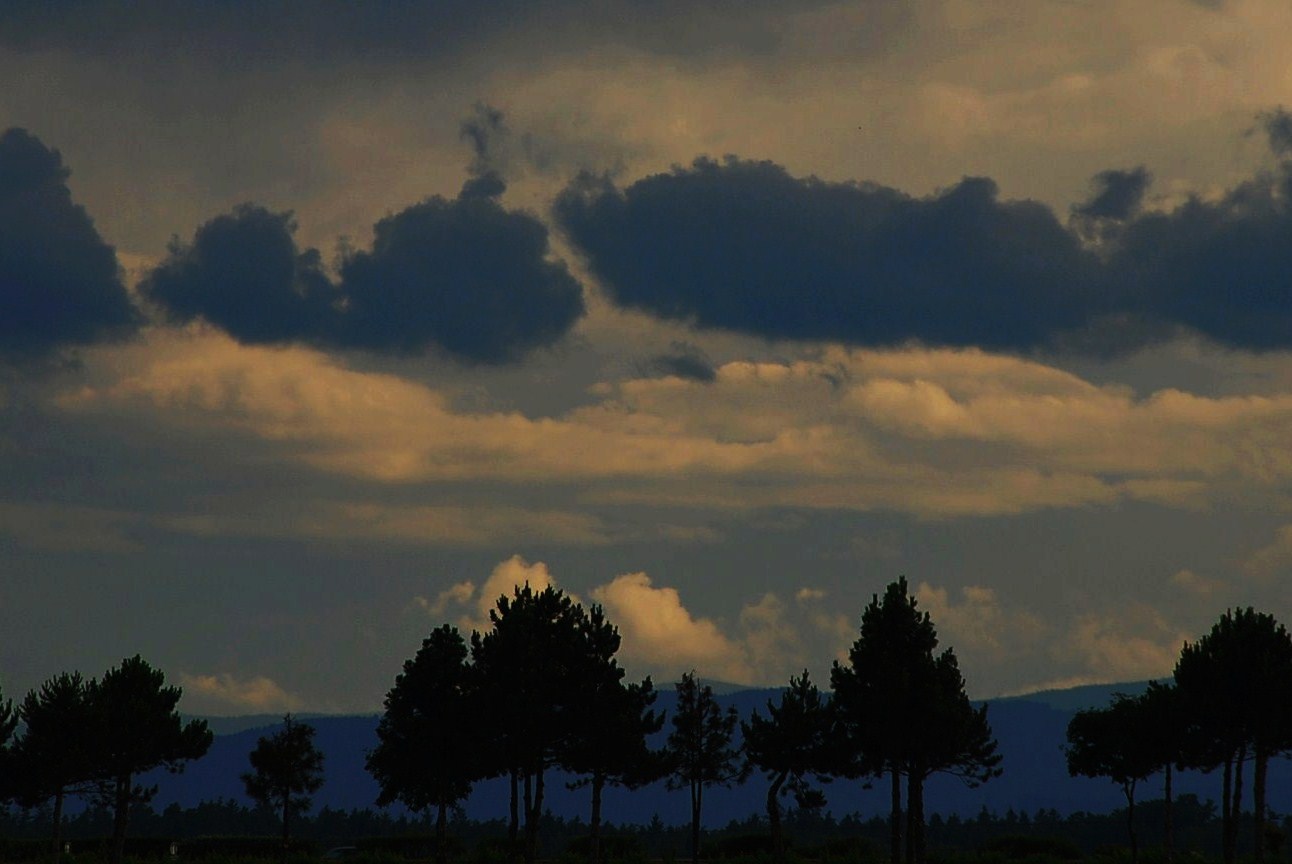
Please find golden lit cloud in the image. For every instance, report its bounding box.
[179,672,304,714]
[591,572,752,683]
[58,331,1292,531]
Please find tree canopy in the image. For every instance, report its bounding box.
[95,655,213,864]
[1066,692,1161,864]
[368,624,478,864]
[242,714,325,862]
[667,671,746,864]
[8,672,99,864]
[1174,607,1292,864]
[742,670,835,856]
[832,578,1000,864]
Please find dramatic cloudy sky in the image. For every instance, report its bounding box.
[4,0,1292,714]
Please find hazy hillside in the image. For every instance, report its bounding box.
[147,681,1265,827]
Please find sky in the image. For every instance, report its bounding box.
[4,0,1292,715]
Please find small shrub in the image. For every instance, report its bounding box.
[813,836,882,864]
[178,836,318,859]
[355,835,463,860]
[977,836,1082,861]
[702,834,778,859]
[565,835,645,860]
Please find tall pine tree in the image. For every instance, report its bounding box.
[666,672,746,864]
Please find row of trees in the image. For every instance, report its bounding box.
[364,578,1001,864]
[1066,608,1292,864]
[0,657,212,864]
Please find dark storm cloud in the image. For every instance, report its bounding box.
[644,343,717,382]
[0,128,138,363]
[461,103,510,180]
[555,157,1102,352]
[143,192,584,364]
[141,206,337,344]
[1258,107,1292,158]
[557,134,1292,355]
[0,0,846,63]
[1103,169,1292,351]
[1072,167,1152,223]
[338,193,584,362]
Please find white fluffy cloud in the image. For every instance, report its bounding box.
[417,558,852,686]
[592,572,753,682]
[422,554,559,634]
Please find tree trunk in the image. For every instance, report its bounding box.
[50,787,65,864]
[436,801,448,864]
[1222,755,1234,864]
[508,771,520,854]
[1255,747,1268,864]
[691,779,703,864]
[1124,782,1138,864]
[590,773,604,864]
[906,772,925,864]
[110,774,131,864]
[1232,748,1246,863]
[890,769,903,864]
[523,768,545,864]
[766,771,786,860]
[1164,761,1174,864]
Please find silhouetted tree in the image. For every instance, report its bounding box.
[0,681,15,800]
[667,671,746,864]
[243,714,324,862]
[9,673,100,864]
[1066,693,1160,864]
[1175,608,1292,864]
[1138,681,1186,864]
[94,656,212,864]
[907,650,1001,864]
[831,578,1000,864]
[368,624,478,864]
[742,671,834,859]
[471,585,611,864]
[561,635,665,864]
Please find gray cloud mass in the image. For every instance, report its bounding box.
[142,187,585,364]
[0,128,138,364]
[557,118,1292,355]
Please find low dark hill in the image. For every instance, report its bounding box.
[149,681,1279,826]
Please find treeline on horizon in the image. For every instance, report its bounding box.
[3,579,1292,864]
[0,793,1264,861]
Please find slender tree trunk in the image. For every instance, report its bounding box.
[1124,782,1138,864]
[110,774,131,864]
[523,772,533,832]
[691,779,703,864]
[590,773,604,864]
[508,771,520,853]
[906,772,925,864]
[766,771,786,859]
[1164,762,1174,864]
[281,789,293,864]
[1255,747,1268,864]
[436,801,448,864]
[524,768,545,864]
[50,787,65,864]
[1223,755,1234,864]
[1232,748,1246,862]
[890,769,903,864]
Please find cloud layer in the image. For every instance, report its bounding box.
[59,330,1292,521]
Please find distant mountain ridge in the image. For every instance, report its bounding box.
[149,679,1271,827]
